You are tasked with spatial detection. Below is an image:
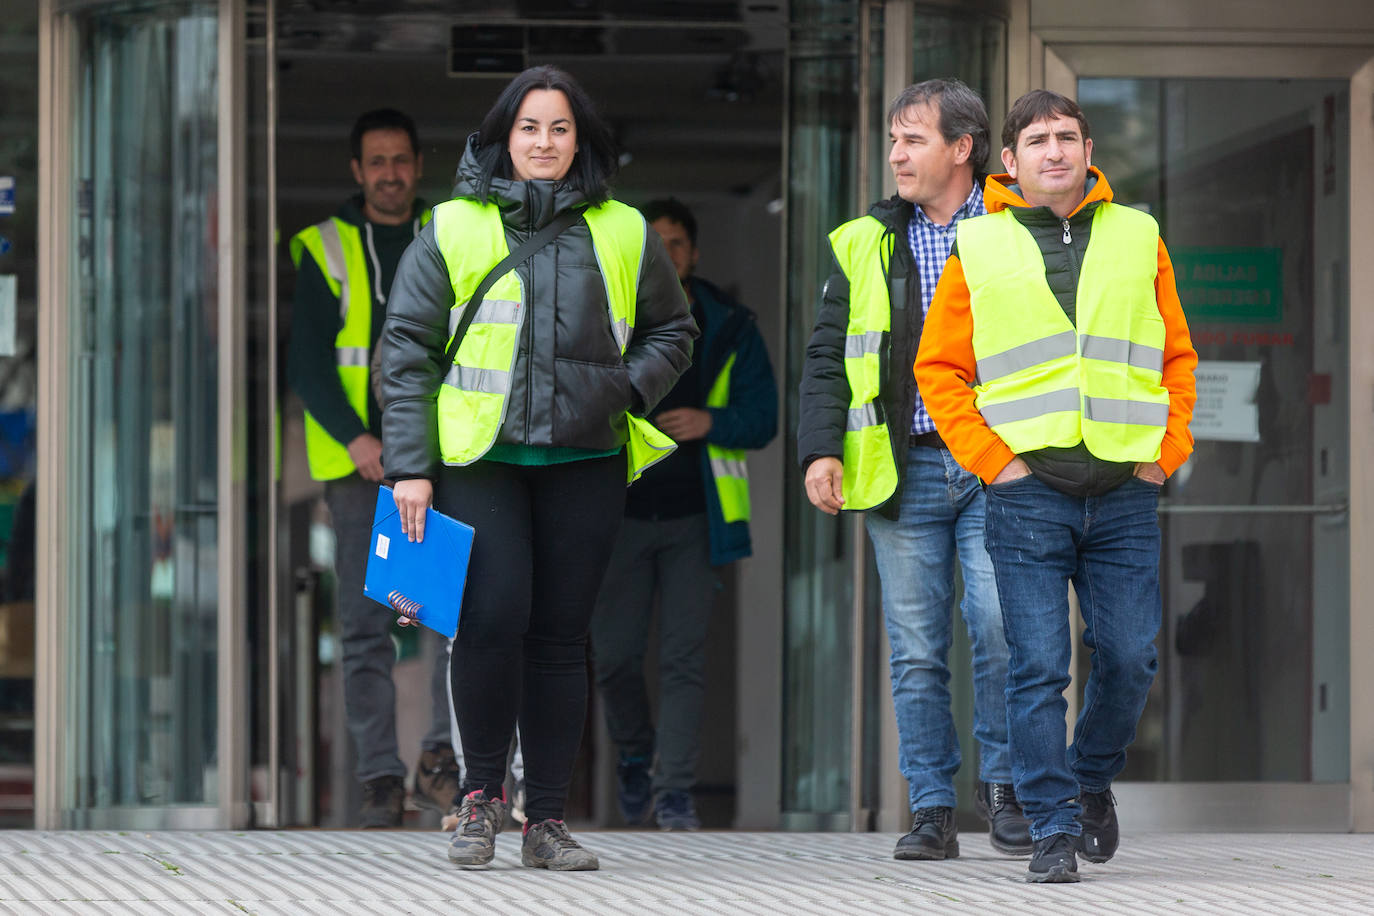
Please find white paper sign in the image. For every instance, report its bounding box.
[0,275,15,357]
[0,177,13,215]
[1191,360,1261,442]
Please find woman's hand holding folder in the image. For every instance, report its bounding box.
[393,478,434,544]
[391,477,435,628]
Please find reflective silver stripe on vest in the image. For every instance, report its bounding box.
[847,403,879,431]
[1080,335,1164,373]
[709,456,749,481]
[611,317,632,354]
[317,220,349,321]
[845,331,883,360]
[975,331,1076,384]
[447,298,521,337]
[1083,396,1169,427]
[979,387,1081,427]
[442,365,511,395]
[336,346,369,368]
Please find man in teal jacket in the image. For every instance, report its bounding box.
[592,198,778,830]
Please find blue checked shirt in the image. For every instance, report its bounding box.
[908,182,986,435]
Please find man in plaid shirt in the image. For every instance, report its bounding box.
[798,79,1030,860]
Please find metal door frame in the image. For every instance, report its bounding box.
[34,0,252,829]
[1004,3,1374,832]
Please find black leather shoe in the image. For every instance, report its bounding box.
[975,781,1033,856]
[893,806,959,860]
[1078,788,1119,863]
[1027,832,1080,883]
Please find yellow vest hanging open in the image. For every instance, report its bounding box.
[289,210,432,481]
[430,199,676,483]
[828,215,899,510]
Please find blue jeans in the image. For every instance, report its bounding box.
[865,446,1011,811]
[983,473,1162,840]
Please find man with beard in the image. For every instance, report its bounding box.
[287,109,458,827]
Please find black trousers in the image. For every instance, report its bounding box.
[434,453,625,822]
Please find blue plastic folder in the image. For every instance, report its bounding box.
[363,485,474,639]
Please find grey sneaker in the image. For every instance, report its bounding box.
[446,790,505,868]
[520,819,600,871]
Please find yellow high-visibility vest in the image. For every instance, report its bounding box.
[828,215,899,510]
[431,198,675,483]
[705,353,749,522]
[957,203,1169,462]
[289,210,431,480]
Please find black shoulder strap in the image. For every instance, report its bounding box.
[442,207,582,370]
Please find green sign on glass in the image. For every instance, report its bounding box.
[1171,246,1283,323]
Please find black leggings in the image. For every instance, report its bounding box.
[434,453,625,822]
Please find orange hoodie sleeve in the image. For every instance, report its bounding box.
[917,241,1199,482]
[914,253,1018,483]
[1155,238,1198,477]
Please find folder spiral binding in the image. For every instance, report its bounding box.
[387,590,423,621]
[363,485,474,639]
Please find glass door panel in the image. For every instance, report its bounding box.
[1078,78,1350,783]
[64,0,220,820]
[782,0,876,827]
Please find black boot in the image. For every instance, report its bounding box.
[975,781,1033,856]
[1078,788,1119,863]
[893,806,959,860]
[359,774,404,828]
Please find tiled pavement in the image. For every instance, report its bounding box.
[0,829,1372,915]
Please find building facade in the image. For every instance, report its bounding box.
[3,0,1372,831]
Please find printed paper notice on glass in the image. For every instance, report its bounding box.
[0,275,16,357]
[1191,360,1260,443]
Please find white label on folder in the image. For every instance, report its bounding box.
[376,534,390,560]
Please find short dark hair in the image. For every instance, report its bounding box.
[470,65,618,207]
[641,198,697,246]
[1002,90,1091,152]
[887,78,990,175]
[350,108,420,161]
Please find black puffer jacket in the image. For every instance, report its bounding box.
[379,139,696,480]
[797,195,922,520]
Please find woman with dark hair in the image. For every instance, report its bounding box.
[379,65,695,871]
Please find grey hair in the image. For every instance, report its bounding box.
[886,78,991,175]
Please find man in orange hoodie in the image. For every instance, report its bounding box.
[915,90,1197,884]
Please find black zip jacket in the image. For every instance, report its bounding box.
[797,195,923,520]
[379,138,696,480]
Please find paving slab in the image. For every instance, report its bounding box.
[0,830,1371,915]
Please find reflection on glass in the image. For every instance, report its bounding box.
[1079,78,1349,783]
[67,2,220,814]
[783,0,866,823]
[911,9,1006,164]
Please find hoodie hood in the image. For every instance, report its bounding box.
[983,166,1112,217]
[452,133,590,232]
